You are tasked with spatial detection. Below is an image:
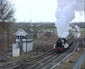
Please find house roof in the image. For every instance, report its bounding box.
[14,28,28,36]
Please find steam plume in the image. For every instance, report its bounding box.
[55,0,77,38]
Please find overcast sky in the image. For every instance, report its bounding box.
[13,0,84,22]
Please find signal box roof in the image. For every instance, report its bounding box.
[14,28,28,36]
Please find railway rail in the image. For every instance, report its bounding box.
[50,39,79,69]
[14,50,57,69]
[0,49,55,69]
[0,39,79,69]
[0,49,12,61]
[25,52,59,69]
[13,39,78,69]
[0,49,11,57]
[29,39,78,69]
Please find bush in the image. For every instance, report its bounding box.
[44,32,52,37]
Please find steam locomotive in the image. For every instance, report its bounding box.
[54,34,74,53]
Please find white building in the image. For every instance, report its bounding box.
[14,28,33,53]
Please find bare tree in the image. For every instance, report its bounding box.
[0,0,15,22]
[0,0,15,49]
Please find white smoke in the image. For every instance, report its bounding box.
[55,0,77,38]
[76,0,85,11]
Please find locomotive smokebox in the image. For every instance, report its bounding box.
[56,38,67,46]
[54,38,69,52]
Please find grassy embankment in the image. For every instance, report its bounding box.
[55,47,84,69]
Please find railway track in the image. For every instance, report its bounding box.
[28,39,78,69]
[0,49,55,69]
[14,49,55,69]
[24,52,60,69]
[0,49,11,56]
[27,53,60,69]
[0,39,79,69]
[0,49,12,60]
[13,40,78,69]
